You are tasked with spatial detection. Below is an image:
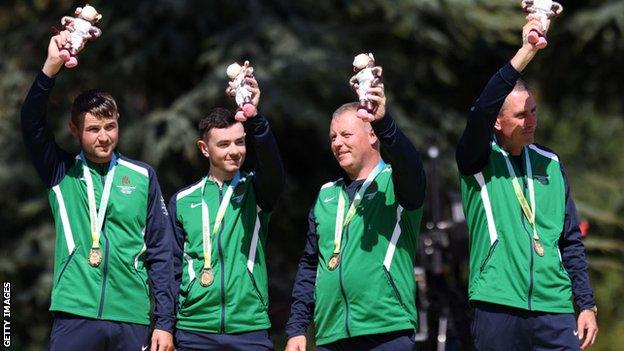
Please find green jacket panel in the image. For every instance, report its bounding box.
[49,156,153,325]
[462,142,573,313]
[313,166,423,344]
[174,172,271,333]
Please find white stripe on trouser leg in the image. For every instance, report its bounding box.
[383,206,404,271]
[474,172,498,245]
[52,185,75,254]
[247,206,262,273]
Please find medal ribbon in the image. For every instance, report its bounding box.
[80,152,118,252]
[500,147,541,245]
[201,172,241,270]
[332,160,386,255]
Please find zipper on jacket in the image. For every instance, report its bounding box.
[97,227,110,318]
[527,238,534,311]
[95,165,110,319]
[217,186,227,333]
[520,167,534,311]
[338,226,351,337]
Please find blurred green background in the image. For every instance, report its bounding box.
[1,0,623,350]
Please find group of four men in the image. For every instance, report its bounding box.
[21,16,597,351]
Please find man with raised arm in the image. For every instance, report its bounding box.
[169,66,285,350]
[21,31,175,351]
[285,81,426,350]
[456,15,598,350]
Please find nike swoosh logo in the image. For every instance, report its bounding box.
[573,330,579,336]
[190,202,201,208]
[324,197,335,203]
[366,191,377,199]
[141,346,148,351]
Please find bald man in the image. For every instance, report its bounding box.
[285,82,426,351]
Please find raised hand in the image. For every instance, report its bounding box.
[511,14,551,72]
[522,14,551,51]
[360,82,386,122]
[226,60,259,121]
[42,30,72,77]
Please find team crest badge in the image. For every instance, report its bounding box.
[116,175,136,195]
[535,175,550,185]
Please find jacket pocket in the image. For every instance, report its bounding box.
[132,266,150,298]
[247,270,268,310]
[56,249,77,285]
[180,276,198,310]
[382,266,407,312]
[479,239,499,273]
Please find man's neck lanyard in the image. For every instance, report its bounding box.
[80,152,118,267]
[199,171,241,287]
[328,160,386,270]
[499,146,544,257]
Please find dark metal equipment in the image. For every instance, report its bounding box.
[414,146,473,351]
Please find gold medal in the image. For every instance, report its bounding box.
[533,238,544,257]
[200,267,214,287]
[88,248,102,267]
[327,253,340,271]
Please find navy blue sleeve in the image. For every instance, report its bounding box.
[245,114,285,212]
[168,194,185,317]
[144,168,176,332]
[456,63,522,176]
[285,208,319,339]
[372,113,426,210]
[20,71,74,188]
[558,164,596,310]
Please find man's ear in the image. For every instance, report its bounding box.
[197,139,210,158]
[368,126,378,145]
[69,120,79,138]
[494,116,503,131]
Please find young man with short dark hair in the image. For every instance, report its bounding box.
[169,72,284,350]
[21,31,175,351]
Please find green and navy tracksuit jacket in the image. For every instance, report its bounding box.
[20,72,175,331]
[285,114,426,345]
[455,63,595,312]
[169,115,285,334]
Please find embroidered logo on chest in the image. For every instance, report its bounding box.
[534,175,550,185]
[116,175,136,195]
[532,164,550,185]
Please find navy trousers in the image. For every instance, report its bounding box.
[49,312,152,351]
[316,330,415,351]
[471,302,581,351]
[175,329,273,351]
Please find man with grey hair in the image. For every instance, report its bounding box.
[456,15,598,350]
[285,82,426,350]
